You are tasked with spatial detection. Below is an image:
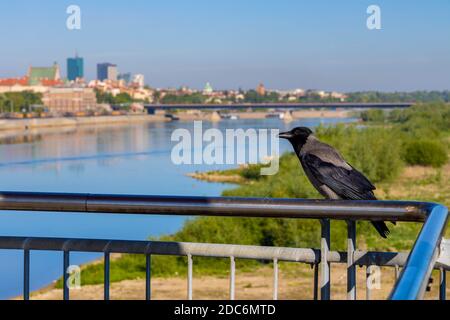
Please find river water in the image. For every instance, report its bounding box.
[0,117,355,299]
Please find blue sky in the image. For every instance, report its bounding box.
[0,0,449,91]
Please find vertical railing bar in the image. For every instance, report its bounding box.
[440,268,446,301]
[313,263,319,301]
[366,266,372,301]
[347,220,356,300]
[63,251,70,301]
[104,252,110,301]
[394,265,400,281]
[230,256,236,300]
[146,254,152,301]
[23,249,30,301]
[187,254,193,300]
[273,258,278,301]
[320,219,331,300]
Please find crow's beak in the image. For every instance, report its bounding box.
[278,132,293,139]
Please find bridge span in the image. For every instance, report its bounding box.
[145,102,413,112]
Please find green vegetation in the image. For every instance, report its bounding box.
[243,90,280,103]
[347,91,450,103]
[94,89,149,106]
[0,91,42,113]
[161,93,208,104]
[68,103,450,288]
[404,140,448,168]
[360,109,386,122]
[154,90,450,105]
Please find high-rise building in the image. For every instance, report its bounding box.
[67,55,84,81]
[97,63,118,81]
[132,74,145,88]
[118,73,132,84]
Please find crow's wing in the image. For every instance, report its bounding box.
[301,152,391,238]
[301,153,376,200]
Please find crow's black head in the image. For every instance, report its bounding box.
[279,127,313,147]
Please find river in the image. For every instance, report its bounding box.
[0,117,356,299]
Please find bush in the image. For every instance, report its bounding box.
[240,164,264,180]
[361,109,386,122]
[315,125,405,183]
[403,140,448,168]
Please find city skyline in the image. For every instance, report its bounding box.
[0,1,449,91]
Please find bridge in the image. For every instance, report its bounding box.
[144,102,414,112]
[0,192,448,300]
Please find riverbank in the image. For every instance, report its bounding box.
[175,109,351,121]
[0,109,353,133]
[0,114,169,132]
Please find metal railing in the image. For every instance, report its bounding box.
[0,192,448,300]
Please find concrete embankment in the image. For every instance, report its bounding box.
[0,115,169,131]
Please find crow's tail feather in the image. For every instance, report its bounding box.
[371,221,390,239]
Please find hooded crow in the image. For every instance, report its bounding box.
[279,127,391,238]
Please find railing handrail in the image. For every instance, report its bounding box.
[390,203,448,299]
[0,192,434,222]
[3,236,449,270]
[0,191,447,300]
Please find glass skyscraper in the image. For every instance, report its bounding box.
[97,63,118,81]
[67,56,84,81]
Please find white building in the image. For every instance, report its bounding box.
[132,74,145,88]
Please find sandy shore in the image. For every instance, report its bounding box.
[175,109,351,121]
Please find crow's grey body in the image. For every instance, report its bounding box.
[299,136,352,199]
[280,128,391,238]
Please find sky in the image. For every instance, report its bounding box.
[0,0,449,92]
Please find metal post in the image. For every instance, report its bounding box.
[230,256,236,300]
[394,265,400,280]
[187,254,193,300]
[313,263,319,300]
[347,221,356,300]
[23,249,30,301]
[104,252,110,300]
[440,268,446,301]
[366,266,372,300]
[63,251,70,300]
[320,219,331,300]
[146,254,151,301]
[273,258,278,300]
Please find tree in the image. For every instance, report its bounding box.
[0,91,42,113]
[114,93,133,105]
